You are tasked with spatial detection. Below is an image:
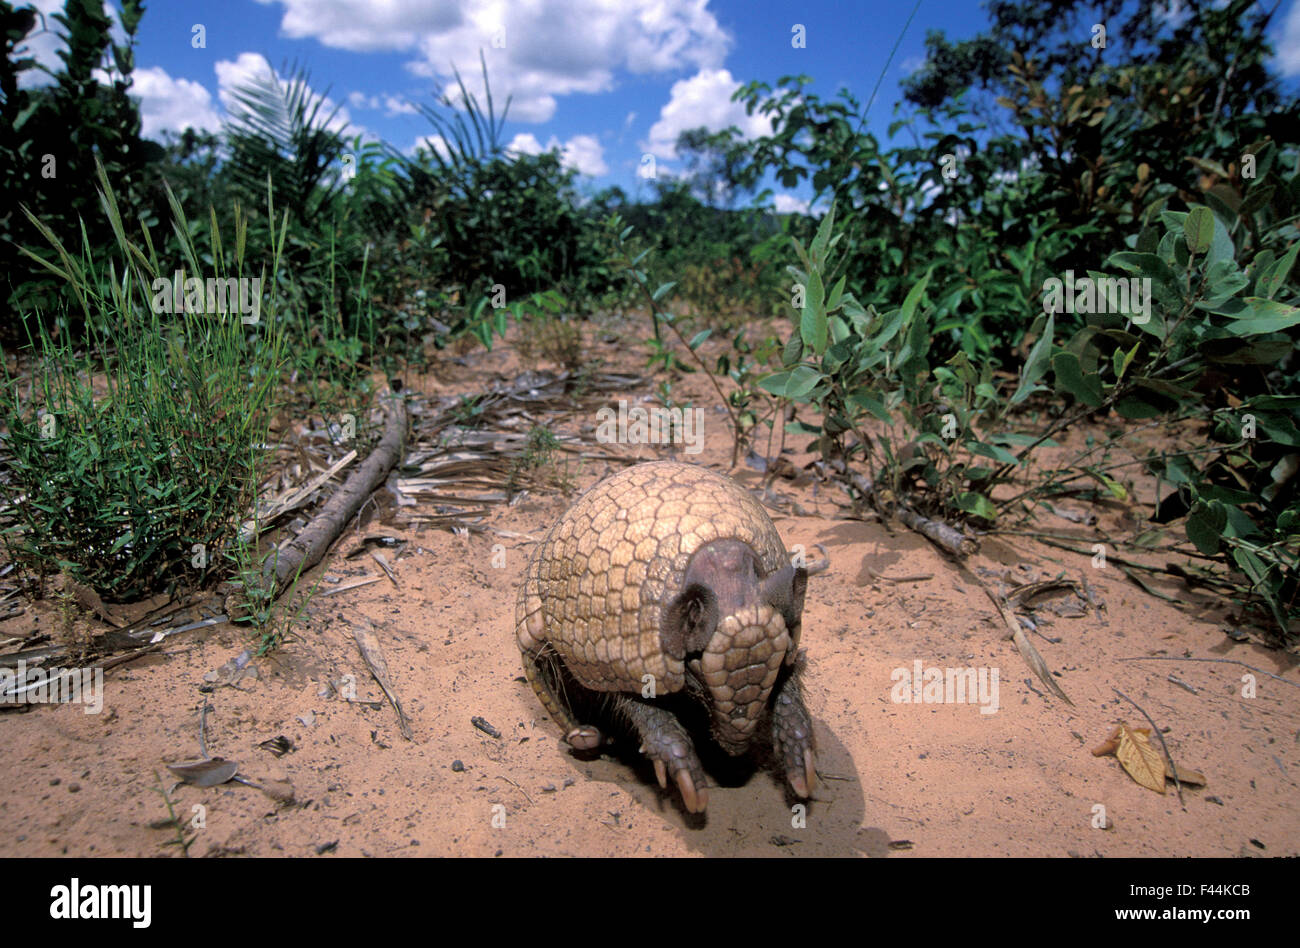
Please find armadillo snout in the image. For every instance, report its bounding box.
[691,603,790,754]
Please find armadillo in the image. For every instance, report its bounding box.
[516,460,815,813]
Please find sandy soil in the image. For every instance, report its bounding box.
[1,320,1296,858]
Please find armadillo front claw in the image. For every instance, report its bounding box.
[772,675,817,799]
[628,704,710,813]
[649,755,709,810]
[645,737,710,813]
[674,768,709,814]
[566,725,604,750]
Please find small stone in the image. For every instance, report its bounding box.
[451,760,465,772]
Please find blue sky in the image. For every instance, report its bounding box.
[17,0,1300,211]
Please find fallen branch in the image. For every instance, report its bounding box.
[815,459,977,557]
[262,392,408,596]
[897,507,979,557]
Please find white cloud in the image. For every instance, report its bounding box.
[643,67,772,159]
[130,67,222,138]
[506,132,544,155]
[1277,2,1300,78]
[262,0,464,53]
[559,134,608,176]
[348,91,418,116]
[256,0,730,124]
[383,94,418,115]
[507,132,608,176]
[772,193,809,215]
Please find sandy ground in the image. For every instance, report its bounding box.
[1,320,1296,858]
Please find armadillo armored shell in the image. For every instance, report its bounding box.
[516,460,815,811]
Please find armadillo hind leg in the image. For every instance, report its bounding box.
[771,662,817,799]
[521,643,604,750]
[611,695,710,814]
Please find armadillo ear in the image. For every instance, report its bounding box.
[761,562,807,632]
[661,583,719,658]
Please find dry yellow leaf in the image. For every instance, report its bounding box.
[1091,724,1122,756]
[1166,762,1207,787]
[1094,722,1207,792]
[1115,724,1166,793]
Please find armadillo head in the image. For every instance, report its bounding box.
[660,539,808,755]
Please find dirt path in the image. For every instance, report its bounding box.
[1,324,1296,857]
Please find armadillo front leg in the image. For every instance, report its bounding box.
[611,696,710,813]
[521,644,604,751]
[771,661,817,799]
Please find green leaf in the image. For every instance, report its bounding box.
[1083,467,1128,500]
[782,332,803,367]
[1184,206,1214,255]
[800,268,827,355]
[1198,334,1292,365]
[954,491,998,521]
[810,201,837,264]
[826,274,847,312]
[1256,241,1299,300]
[1221,298,1300,336]
[652,281,676,302]
[1232,547,1268,586]
[1206,212,1236,268]
[1187,157,1229,178]
[1198,485,1257,505]
[787,420,822,436]
[1011,312,1054,405]
[1115,394,1163,419]
[688,329,712,349]
[1186,502,1224,555]
[1052,352,1104,407]
[847,391,893,424]
[967,441,1019,465]
[900,272,930,326]
[759,365,822,399]
[790,237,811,272]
